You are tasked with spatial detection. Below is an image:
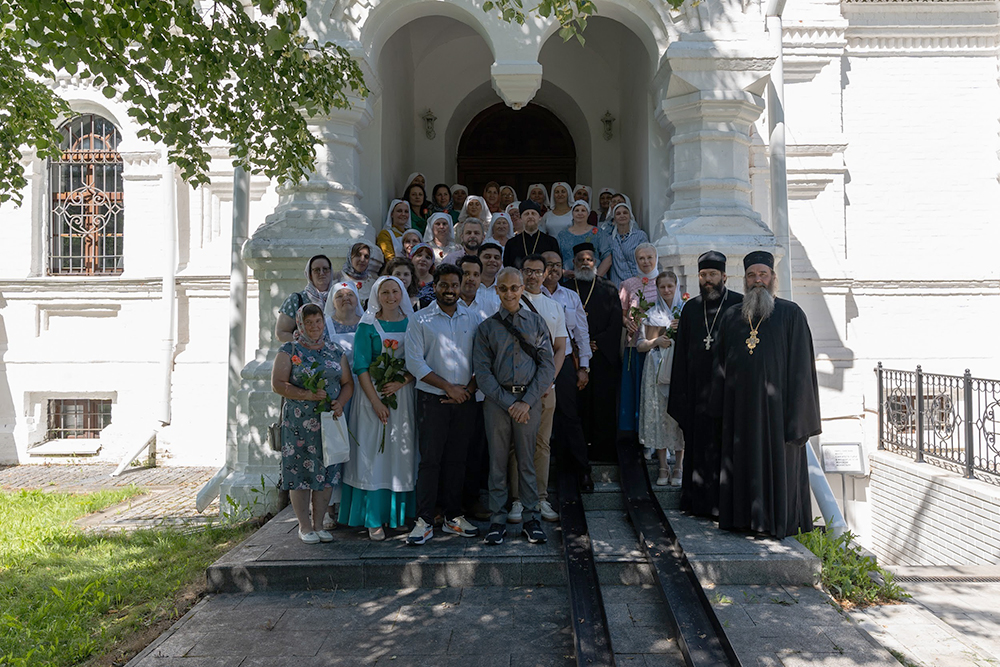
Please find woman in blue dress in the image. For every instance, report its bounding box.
[339,276,417,541]
[271,303,354,544]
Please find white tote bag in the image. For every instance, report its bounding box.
[321,412,351,467]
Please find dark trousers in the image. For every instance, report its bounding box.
[415,390,477,523]
[553,361,591,475]
[462,401,489,510]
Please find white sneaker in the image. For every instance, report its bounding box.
[540,500,559,522]
[407,518,433,545]
[508,500,523,524]
[442,515,480,538]
[298,529,320,544]
[315,530,334,543]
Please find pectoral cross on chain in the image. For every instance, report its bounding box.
[746,330,760,355]
[703,333,714,351]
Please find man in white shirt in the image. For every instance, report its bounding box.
[541,250,595,493]
[478,242,503,291]
[404,264,480,545]
[457,254,499,519]
[508,254,567,522]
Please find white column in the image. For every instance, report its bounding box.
[220,97,375,514]
[652,38,780,291]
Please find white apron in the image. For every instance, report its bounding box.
[342,319,417,493]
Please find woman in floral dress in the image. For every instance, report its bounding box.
[271,303,354,544]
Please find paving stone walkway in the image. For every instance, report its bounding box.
[0,463,219,530]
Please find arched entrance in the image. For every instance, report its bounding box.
[457,103,576,199]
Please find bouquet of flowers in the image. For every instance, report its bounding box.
[665,292,690,340]
[368,339,407,453]
[293,356,332,413]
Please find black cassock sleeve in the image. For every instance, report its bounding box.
[783,304,822,446]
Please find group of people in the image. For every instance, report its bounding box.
[269,172,823,548]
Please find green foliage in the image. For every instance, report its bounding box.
[0,0,368,205]
[795,527,909,607]
[0,488,257,667]
[483,0,686,45]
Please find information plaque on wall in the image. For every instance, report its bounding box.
[820,443,865,475]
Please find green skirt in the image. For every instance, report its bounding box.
[338,484,414,528]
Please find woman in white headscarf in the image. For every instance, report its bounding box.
[505,202,523,235]
[595,187,615,224]
[423,212,457,263]
[276,255,334,343]
[542,181,574,237]
[499,185,517,210]
[600,192,631,233]
[573,184,599,227]
[637,270,684,486]
[376,199,411,263]
[482,181,502,214]
[599,201,649,287]
[556,200,604,276]
[402,172,425,193]
[449,184,469,223]
[618,241,659,434]
[400,229,423,260]
[487,212,513,247]
[526,184,550,216]
[457,195,488,225]
[339,276,417,541]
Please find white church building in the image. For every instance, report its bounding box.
[2,0,999,552]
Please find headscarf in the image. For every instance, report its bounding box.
[488,212,513,243]
[361,275,415,325]
[450,184,468,197]
[610,202,637,235]
[423,212,455,247]
[341,241,376,281]
[324,280,365,322]
[499,185,517,203]
[383,199,411,256]
[302,255,332,307]
[402,172,425,194]
[633,242,659,282]
[458,195,489,224]
[549,181,573,210]
[409,242,436,264]
[571,199,591,215]
[526,184,550,210]
[645,273,684,327]
[596,187,616,222]
[573,184,593,207]
[294,304,328,350]
[400,229,423,251]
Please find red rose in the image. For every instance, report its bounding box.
[291,355,302,364]
[641,277,649,285]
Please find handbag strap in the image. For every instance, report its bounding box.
[491,310,541,366]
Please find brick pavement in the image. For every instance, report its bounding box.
[0,463,220,530]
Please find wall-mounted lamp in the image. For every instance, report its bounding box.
[421,109,437,140]
[601,111,615,141]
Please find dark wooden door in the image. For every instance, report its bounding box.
[457,103,576,202]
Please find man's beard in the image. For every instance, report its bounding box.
[464,241,480,253]
[575,266,596,281]
[742,284,775,322]
[700,281,723,301]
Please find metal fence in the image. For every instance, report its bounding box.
[876,363,1000,481]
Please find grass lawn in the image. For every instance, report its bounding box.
[0,487,258,667]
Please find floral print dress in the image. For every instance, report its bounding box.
[278,339,345,491]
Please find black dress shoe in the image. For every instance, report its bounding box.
[580,472,594,494]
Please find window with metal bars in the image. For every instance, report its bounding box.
[48,114,124,275]
[46,399,112,440]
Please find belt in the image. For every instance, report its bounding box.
[503,384,528,394]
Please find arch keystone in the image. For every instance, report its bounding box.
[490,61,543,110]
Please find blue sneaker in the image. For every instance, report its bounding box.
[484,523,506,545]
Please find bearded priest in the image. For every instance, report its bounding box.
[712,251,822,539]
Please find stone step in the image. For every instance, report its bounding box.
[207,505,818,593]
[582,481,681,511]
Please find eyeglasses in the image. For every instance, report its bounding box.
[311,267,332,274]
[522,268,545,277]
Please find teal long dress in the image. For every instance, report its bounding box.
[338,318,416,528]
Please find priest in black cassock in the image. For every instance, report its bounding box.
[668,251,742,517]
[712,251,822,539]
[502,199,559,269]
[565,242,622,462]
